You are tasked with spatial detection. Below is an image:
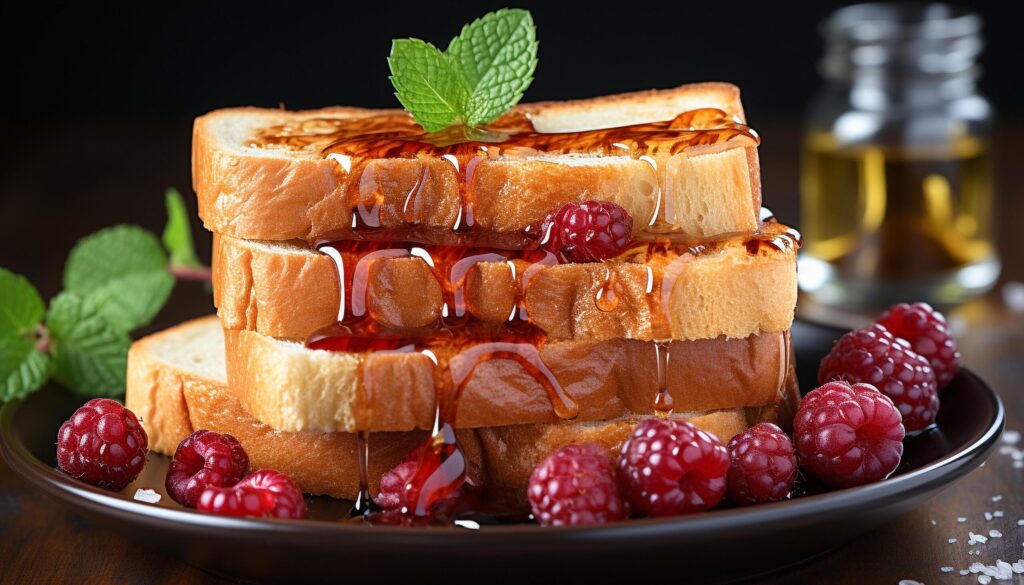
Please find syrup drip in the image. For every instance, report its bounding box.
[349,430,380,517]
[652,340,674,415]
[595,268,621,312]
[401,412,465,517]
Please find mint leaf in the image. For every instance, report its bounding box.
[388,38,469,132]
[0,336,50,401]
[64,225,174,332]
[0,267,45,338]
[162,188,203,269]
[448,8,538,127]
[46,292,130,397]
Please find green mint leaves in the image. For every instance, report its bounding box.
[448,9,538,127]
[46,292,131,396]
[388,8,538,132]
[163,188,204,271]
[0,187,209,402]
[390,39,470,133]
[64,225,174,332]
[0,269,49,401]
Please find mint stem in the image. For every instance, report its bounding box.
[35,324,50,354]
[170,264,212,282]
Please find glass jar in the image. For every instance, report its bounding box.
[799,3,999,309]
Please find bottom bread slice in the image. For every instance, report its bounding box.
[126,316,798,498]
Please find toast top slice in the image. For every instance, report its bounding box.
[193,83,762,244]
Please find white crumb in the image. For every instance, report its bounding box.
[940,566,953,573]
[977,576,991,584]
[132,488,161,504]
[1003,430,1021,445]
[992,495,1003,502]
[985,512,994,521]
[969,532,989,545]
[959,517,969,523]
[949,538,959,543]
[930,519,937,526]
[989,529,1002,538]
[994,510,1004,518]
[899,580,924,585]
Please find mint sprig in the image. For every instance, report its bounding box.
[388,8,538,132]
[0,187,210,402]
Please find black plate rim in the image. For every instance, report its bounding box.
[0,368,1004,545]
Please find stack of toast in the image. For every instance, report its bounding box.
[125,82,800,502]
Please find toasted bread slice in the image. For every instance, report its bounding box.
[193,83,761,243]
[212,225,798,342]
[221,321,792,433]
[126,317,796,497]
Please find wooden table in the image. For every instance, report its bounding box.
[0,119,1021,584]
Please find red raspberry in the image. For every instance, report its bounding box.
[876,302,960,389]
[56,398,148,490]
[794,381,905,488]
[166,430,249,507]
[726,423,798,505]
[197,469,307,519]
[616,419,729,517]
[818,323,939,431]
[376,460,418,512]
[527,443,625,526]
[539,200,633,262]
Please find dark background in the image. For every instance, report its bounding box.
[3,1,1022,122]
[1,0,1021,292]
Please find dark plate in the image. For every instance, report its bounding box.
[0,321,1004,584]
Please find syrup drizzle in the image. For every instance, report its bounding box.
[653,340,674,415]
[253,108,759,239]
[309,240,583,520]
[350,430,379,517]
[595,268,621,312]
[308,216,800,522]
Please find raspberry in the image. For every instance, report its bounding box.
[197,469,307,519]
[616,419,729,517]
[376,460,418,512]
[166,430,249,507]
[726,423,798,505]
[539,200,633,262]
[527,443,625,526]
[56,398,148,490]
[794,381,905,488]
[818,323,939,431]
[876,302,960,389]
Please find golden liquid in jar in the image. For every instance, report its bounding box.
[800,132,997,305]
